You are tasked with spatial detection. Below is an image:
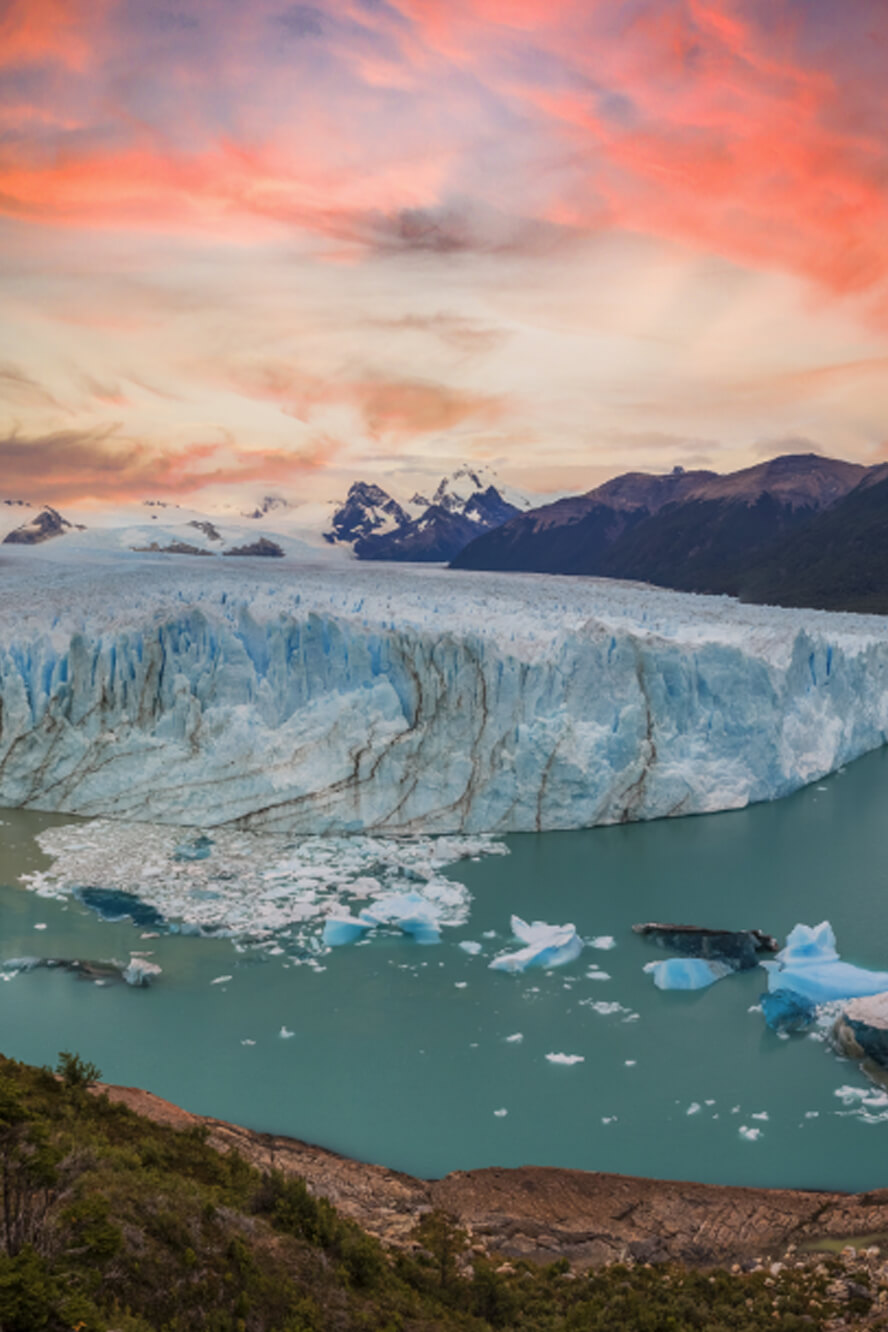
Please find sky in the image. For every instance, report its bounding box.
[2,0,888,508]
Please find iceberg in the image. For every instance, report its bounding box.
[322,913,373,948]
[643,958,733,990]
[760,987,817,1033]
[489,915,582,973]
[762,922,888,1004]
[2,559,888,834]
[359,892,442,944]
[633,922,777,970]
[122,956,162,987]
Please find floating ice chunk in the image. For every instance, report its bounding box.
[545,1052,584,1065]
[493,1108,508,1117]
[122,956,162,986]
[739,1125,761,1141]
[760,988,816,1033]
[210,975,233,985]
[173,834,213,862]
[322,913,373,948]
[459,940,482,955]
[34,923,46,931]
[625,1059,636,1067]
[454,981,467,989]
[643,957,733,990]
[686,1102,701,1115]
[763,921,888,1003]
[505,1032,523,1043]
[241,1039,256,1046]
[489,915,582,973]
[360,892,442,944]
[279,1026,295,1039]
[589,936,616,950]
[586,971,611,981]
[751,1111,769,1121]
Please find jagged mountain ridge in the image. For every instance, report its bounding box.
[451,454,877,607]
[326,465,531,562]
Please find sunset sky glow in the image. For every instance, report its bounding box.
[2,0,888,505]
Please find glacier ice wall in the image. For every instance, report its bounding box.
[1,558,888,833]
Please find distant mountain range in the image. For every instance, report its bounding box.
[327,466,529,562]
[6,455,888,615]
[452,453,888,614]
[0,466,531,566]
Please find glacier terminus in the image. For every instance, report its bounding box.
[2,553,888,834]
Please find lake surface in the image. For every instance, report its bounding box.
[3,748,888,1192]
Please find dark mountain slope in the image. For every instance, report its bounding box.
[452,455,869,591]
[736,470,888,614]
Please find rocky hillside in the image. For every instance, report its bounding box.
[328,466,529,563]
[452,455,878,610]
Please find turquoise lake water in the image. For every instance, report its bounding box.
[2,748,888,1192]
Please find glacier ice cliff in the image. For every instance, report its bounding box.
[2,557,888,833]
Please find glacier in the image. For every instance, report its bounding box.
[2,555,888,833]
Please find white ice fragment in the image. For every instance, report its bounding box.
[624,1059,636,1067]
[589,936,616,950]
[586,971,611,981]
[241,1039,256,1046]
[459,940,482,955]
[34,923,46,931]
[751,1111,769,1121]
[210,975,233,985]
[545,1052,585,1066]
[686,1102,701,1116]
[739,1126,761,1141]
[123,956,162,986]
[279,1026,295,1039]
[505,1032,524,1043]
[454,981,467,989]
[493,1108,508,1118]
[489,915,582,973]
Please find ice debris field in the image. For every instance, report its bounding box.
[2,556,888,833]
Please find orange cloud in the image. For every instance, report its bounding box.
[0,427,338,504]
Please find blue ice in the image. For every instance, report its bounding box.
[489,915,582,973]
[762,921,888,1003]
[643,957,733,991]
[324,892,442,946]
[322,913,373,947]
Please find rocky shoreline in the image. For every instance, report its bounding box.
[98,1082,888,1272]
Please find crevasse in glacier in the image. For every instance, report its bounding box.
[2,557,888,834]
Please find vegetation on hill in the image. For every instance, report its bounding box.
[0,1050,871,1330]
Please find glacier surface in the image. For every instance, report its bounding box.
[2,555,888,833]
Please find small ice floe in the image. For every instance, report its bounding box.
[762,922,888,1005]
[322,912,373,948]
[324,893,443,947]
[601,1115,617,1124]
[489,916,582,973]
[122,956,162,987]
[505,1032,524,1044]
[582,1000,630,1016]
[173,834,214,862]
[459,940,482,955]
[454,981,467,989]
[545,1052,584,1066]
[644,958,733,991]
[241,1039,256,1046]
[279,1026,295,1039]
[210,975,233,985]
[586,969,611,981]
[589,936,616,950]
[34,923,47,931]
[624,1059,637,1067]
[493,1108,508,1118]
[739,1125,761,1141]
[751,1111,769,1121]
[805,1111,820,1119]
[686,1102,701,1116]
